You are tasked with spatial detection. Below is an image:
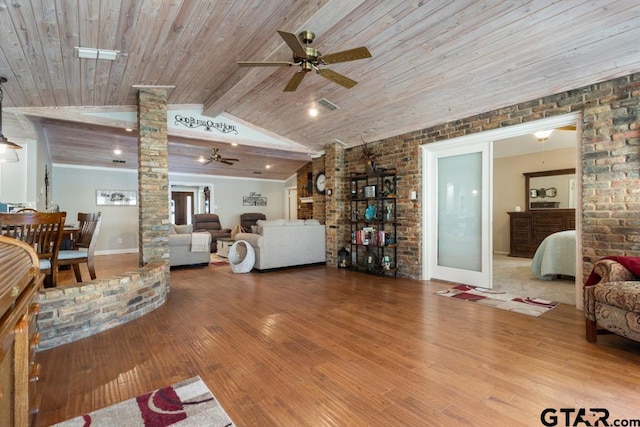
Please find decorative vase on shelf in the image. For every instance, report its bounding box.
[365,204,377,220]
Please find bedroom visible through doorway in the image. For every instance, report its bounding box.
[422,113,581,306]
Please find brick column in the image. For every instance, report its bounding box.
[323,143,347,267]
[137,88,171,276]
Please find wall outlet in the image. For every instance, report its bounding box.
[117,238,123,244]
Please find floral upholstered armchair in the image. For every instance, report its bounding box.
[584,257,640,343]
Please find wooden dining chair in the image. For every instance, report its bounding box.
[0,211,67,288]
[57,212,102,282]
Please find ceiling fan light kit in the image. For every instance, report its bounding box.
[534,129,554,142]
[0,77,22,162]
[238,29,372,92]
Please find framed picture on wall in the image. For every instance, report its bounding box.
[96,189,137,206]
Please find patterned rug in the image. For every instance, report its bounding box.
[436,284,560,317]
[210,254,229,267]
[53,376,235,426]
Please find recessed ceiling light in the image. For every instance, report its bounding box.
[265,164,271,169]
[113,149,122,155]
[308,108,319,117]
[198,156,205,163]
[231,142,238,146]
[125,128,132,132]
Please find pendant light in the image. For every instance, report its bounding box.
[0,77,21,163]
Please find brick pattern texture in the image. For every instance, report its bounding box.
[36,261,168,350]
[333,72,640,280]
[137,89,171,281]
[297,163,313,219]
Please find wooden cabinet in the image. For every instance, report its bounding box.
[0,236,43,426]
[508,209,575,258]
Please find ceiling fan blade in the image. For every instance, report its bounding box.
[317,68,357,89]
[220,160,234,165]
[238,61,295,67]
[202,159,213,165]
[284,71,306,92]
[221,158,239,162]
[321,46,372,64]
[277,30,307,58]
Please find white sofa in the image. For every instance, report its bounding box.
[234,219,326,270]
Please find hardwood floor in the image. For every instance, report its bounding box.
[36,254,640,426]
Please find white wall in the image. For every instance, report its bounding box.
[0,141,40,207]
[52,166,139,254]
[52,166,288,254]
[493,147,577,254]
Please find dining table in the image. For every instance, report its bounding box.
[61,224,80,251]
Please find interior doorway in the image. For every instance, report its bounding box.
[171,191,194,225]
[424,139,493,287]
[422,113,582,306]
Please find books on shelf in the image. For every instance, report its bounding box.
[351,227,391,246]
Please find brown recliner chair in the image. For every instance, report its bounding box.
[193,214,232,252]
[240,212,266,232]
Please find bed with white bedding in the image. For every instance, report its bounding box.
[530,230,576,280]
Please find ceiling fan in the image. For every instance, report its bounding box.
[238,29,372,91]
[202,148,239,166]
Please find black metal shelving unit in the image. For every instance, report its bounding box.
[349,169,398,276]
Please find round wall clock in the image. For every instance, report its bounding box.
[315,172,326,194]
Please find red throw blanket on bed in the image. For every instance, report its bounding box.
[584,256,640,286]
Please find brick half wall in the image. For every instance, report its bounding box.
[35,261,169,350]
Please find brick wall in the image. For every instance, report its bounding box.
[312,157,326,224]
[333,72,640,280]
[36,261,168,350]
[296,162,313,219]
[323,144,344,266]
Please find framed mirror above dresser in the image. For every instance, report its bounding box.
[508,168,576,258]
[524,168,576,210]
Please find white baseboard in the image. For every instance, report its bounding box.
[96,248,138,256]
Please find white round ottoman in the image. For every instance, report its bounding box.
[228,240,255,273]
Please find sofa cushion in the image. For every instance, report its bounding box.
[304,219,320,225]
[285,219,306,226]
[236,233,263,248]
[593,281,640,313]
[174,224,193,234]
[257,219,286,227]
[168,234,192,247]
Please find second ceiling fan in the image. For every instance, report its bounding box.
[202,148,239,166]
[238,29,372,92]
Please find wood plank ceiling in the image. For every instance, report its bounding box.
[1,1,640,179]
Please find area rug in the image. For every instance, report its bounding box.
[436,284,560,317]
[53,376,235,427]
[210,254,229,267]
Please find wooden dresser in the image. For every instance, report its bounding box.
[508,209,576,258]
[0,236,43,426]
